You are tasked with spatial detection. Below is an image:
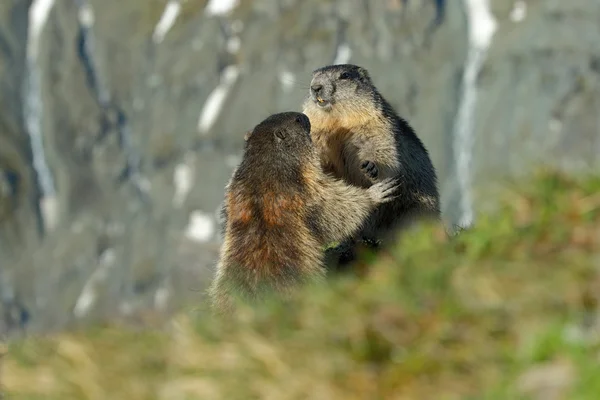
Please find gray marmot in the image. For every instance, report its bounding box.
[209,111,399,314]
[302,64,440,256]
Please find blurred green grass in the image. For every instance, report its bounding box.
[4,169,600,399]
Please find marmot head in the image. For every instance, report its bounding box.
[303,64,375,115]
[242,112,313,169]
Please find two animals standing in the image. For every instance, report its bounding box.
[209,64,440,314]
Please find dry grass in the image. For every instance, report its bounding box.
[4,169,600,399]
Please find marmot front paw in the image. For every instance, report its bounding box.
[361,160,378,179]
[367,178,399,204]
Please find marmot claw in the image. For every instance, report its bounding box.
[361,160,378,179]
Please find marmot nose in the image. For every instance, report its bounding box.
[310,84,323,95]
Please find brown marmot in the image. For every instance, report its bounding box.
[302,64,441,259]
[208,111,399,314]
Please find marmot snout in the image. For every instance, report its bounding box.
[308,65,374,112]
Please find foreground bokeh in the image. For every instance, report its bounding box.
[4,170,600,399]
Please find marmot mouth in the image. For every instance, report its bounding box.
[315,97,331,108]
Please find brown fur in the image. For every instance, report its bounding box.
[209,112,398,314]
[303,64,441,250]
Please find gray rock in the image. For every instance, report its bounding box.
[0,0,598,336]
[468,0,600,217]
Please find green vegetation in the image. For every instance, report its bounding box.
[4,170,600,399]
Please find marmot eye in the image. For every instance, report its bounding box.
[339,71,352,80]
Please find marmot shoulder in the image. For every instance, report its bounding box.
[302,64,441,248]
[209,111,398,314]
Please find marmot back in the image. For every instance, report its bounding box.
[209,111,399,314]
[302,64,441,251]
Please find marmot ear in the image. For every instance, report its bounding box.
[274,129,287,140]
[244,130,252,141]
[357,67,371,82]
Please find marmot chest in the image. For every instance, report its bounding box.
[314,130,371,188]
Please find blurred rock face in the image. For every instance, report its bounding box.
[0,0,598,336]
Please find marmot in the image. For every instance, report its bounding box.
[302,64,440,253]
[209,111,399,314]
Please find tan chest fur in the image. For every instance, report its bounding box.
[308,110,399,189]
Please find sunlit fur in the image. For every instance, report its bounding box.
[209,112,399,314]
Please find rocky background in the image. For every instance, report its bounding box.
[0,0,598,338]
